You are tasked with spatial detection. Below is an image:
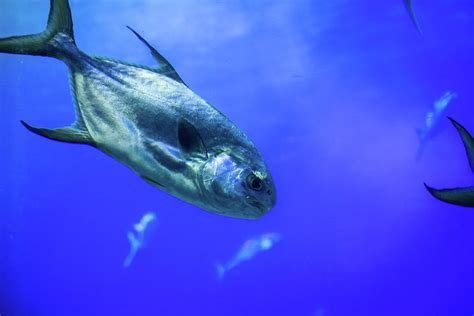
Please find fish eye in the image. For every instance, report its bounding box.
[246,173,263,191]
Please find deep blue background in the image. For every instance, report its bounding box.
[1,0,474,315]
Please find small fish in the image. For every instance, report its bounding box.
[404,0,423,35]
[216,233,281,279]
[123,212,157,268]
[0,0,276,219]
[425,118,474,207]
[416,91,457,159]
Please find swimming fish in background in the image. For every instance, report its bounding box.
[216,233,281,279]
[0,0,276,219]
[425,118,474,207]
[404,0,423,35]
[416,91,457,159]
[123,212,157,268]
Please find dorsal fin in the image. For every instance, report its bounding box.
[126,26,186,86]
[21,120,95,146]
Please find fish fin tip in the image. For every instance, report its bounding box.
[404,0,423,36]
[126,25,140,38]
[126,26,186,85]
[423,182,434,192]
[216,263,226,280]
[21,120,95,146]
[447,116,460,127]
[425,184,474,207]
[20,119,31,130]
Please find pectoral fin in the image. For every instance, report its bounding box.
[126,26,186,85]
[425,184,474,207]
[177,119,208,159]
[21,120,95,146]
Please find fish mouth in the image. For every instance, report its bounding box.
[245,196,267,214]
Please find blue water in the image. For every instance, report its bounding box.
[1,1,474,315]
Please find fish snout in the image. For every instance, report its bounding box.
[245,191,275,217]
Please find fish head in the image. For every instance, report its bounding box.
[259,232,282,250]
[132,212,157,248]
[200,150,276,219]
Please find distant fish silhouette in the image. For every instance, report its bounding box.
[425,118,474,207]
[123,212,157,268]
[216,233,281,279]
[404,0,423,35]
[416,91,457,159]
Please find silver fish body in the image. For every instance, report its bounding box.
[0,0,276,219]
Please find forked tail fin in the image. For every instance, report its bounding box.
[216,263,226,280]
[123,231,141,268]
[448,117,474,172]
[415,141,426,161]
[424,118,474,207]
[0,0,75,58]
[415,128,426,160]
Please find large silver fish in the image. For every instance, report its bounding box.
[0,0,276,219]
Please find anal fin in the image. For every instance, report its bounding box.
[21,120,95,146]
